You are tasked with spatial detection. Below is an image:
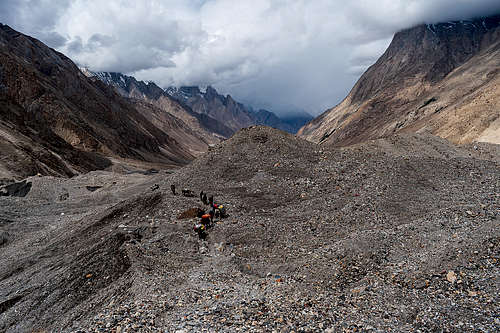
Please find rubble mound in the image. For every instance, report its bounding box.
[0,126,498,332]
[177,207,205,219]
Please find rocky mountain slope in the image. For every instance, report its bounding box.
[298,15,500,146]
[83,70,234,143]
[1,126,498,332]
[88,70,313,135]
[0,24,195,180]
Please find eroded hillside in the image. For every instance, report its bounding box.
[1,127,498,332]
[299,16,500,146]
[0,24,194,179]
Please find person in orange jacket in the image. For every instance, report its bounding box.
[200,212,213,228]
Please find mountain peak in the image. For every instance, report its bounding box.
[299,14,500,146]
[205,85,218,95]
[178,86,202,98]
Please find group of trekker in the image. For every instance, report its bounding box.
[194,190,227,239]
[171,185,226,240]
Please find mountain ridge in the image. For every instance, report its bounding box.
[84,69,312,134]
[298,15,500,146]
[0,23,196,179]
[166,85,313,134]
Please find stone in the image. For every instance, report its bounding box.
[446,271,457,283]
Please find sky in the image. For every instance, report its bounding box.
[1,1,500,116]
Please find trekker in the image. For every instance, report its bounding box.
[202,193,208,205]
[193,223,206,240]
[219,204,226,218]
[211,203,219,219]
[200,191,204,203]
[200,213,212,228]
[211,203,226,219]
[170,184,176,195]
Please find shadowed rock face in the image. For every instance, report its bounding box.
[299,15,500,146]
[0,24,194,179]
[0,180,31,197]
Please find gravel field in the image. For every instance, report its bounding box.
[1,126,499,332]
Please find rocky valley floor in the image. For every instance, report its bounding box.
[0,126,499,332]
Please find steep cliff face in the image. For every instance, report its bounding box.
[0,24,193,178]
[298,15,500,146]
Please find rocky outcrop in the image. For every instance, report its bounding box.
[299,15,500,146]
[0,179,31,197]
[0,24,194,178]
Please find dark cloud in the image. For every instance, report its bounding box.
[1,0,500,115]
[0,1,19,25]
[88,34,116,49]
[66,36,83,54]
[0,0,71,48]
[38,31,67,48]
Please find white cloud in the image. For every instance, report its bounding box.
[1,0,499,115]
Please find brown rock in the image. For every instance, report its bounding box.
[446,271,457,283]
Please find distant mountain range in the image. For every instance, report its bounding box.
[84,70,313,135]
[81,70,232,151]
[166,85,313,134]
[298,15,500,146]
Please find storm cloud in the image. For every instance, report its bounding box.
[1,0,500,115]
